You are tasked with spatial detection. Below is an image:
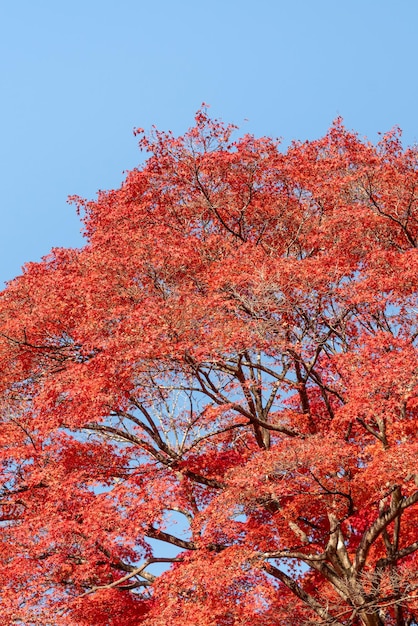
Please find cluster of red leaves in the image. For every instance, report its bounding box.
[0,109,417,625]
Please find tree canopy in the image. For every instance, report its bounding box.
[0,109,417,625]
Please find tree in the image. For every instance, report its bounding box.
[0,109,417,625]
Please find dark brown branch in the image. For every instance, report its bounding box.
[264,563,345,625]
[146,525,196,550]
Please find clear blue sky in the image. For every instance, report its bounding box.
[1,0,417,286]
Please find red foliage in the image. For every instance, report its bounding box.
[0,109,418,625]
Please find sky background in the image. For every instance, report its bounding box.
[1,0,417,287]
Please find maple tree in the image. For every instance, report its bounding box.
[0,109,418,626]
